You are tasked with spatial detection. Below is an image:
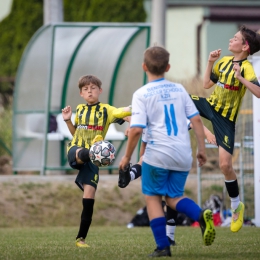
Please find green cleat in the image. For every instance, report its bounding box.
[231,202,244,232]
[199,209,216,246]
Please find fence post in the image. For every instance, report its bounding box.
[239,140,244,204]
[197,150,201,207]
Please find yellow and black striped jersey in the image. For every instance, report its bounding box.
[207,56,259,122]
[67,102,124,151]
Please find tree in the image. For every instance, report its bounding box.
[0,0,43,105]
[63,0,146,22]
[0,0,146,104]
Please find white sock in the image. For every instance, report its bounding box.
[230,196,240,211]
[166,223,176,241]
[130,171,135,181]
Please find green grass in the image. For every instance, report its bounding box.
[0,226,259,260]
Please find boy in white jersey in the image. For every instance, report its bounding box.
[119,122,216,247]
[119,119,216,188]
[119,46,216,257]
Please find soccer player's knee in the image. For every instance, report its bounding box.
[219,161,232,174]
[78,148,90,163]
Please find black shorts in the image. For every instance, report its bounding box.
[68,146,99,191]
[190,95,235,155]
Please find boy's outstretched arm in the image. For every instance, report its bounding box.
[61,105,76,136]
[113,106,132,118]
[119,127,142,170]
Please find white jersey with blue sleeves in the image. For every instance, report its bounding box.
[131,78,199,171]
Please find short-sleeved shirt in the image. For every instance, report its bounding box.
[141,119,191,143]
[207,56,260,122]
[67,102,123,151]
[130,78,199,172]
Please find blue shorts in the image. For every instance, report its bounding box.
[142,162,189,198]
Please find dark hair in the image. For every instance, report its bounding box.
[143,46,170,75]
[240,25,260,55]
[78,75,102,89]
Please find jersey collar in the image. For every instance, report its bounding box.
[150,78,164,83]
[232,57,247,63]
[86,102,100,107]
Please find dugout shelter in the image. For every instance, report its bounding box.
[13,23,150,175]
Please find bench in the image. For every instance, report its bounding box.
[17,113,127,175]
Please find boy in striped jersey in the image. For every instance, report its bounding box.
[62,75,131,247]
[190,25,260,233]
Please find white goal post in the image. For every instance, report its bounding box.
[252,56,260,227]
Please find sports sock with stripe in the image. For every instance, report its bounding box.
[166,206,177,241]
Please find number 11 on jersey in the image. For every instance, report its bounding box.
[164,104,178,136]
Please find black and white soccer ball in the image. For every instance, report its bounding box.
[89,141,116,167]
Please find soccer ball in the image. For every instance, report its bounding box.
[89,141,116,167]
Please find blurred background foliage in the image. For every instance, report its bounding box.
[63,0,146,22]
[0,0,146,158]
[0,0,146,107]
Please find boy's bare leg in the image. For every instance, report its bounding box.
[145,195,165,220]
[83,184,96,199]
[218,147,236,180]
[219,146,244,232]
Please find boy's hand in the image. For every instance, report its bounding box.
[119,155,131,171]
[197,151,207,167]
[205,132,217,146]
[233,62,242,79]
[124,126,130,137]
[204,128,217,146]
[208,49,221,62]
[61,106,72,121]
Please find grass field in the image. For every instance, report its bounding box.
[0,226,259,260]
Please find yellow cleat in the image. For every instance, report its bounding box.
[75,238,90,248]
[199,209,216,246]
[231,202,244,232]
[91,135,103,145]
[113,106,132,118]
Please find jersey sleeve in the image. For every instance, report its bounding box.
[142,128,147,143]
[107,105,126,125]
[243,63,260,87]
[184,89,199,119]
[130,91,147,128]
